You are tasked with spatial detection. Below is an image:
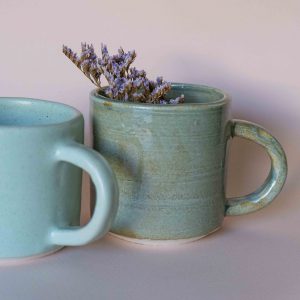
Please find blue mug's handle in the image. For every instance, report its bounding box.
[49,141,119,245]
[226,120,287,216]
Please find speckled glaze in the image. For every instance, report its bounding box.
[90,83,287,241]
[0,98,118,259]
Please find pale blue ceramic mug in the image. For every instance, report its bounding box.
[0,97,118,260]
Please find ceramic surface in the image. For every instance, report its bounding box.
[90,83,287,241]
[0,98,118,259]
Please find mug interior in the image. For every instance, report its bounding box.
[166,83,225,104]
[0,98,80,126]
[93,83,227,107]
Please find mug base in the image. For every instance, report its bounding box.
[109,227,221,246]
[0,246,65,265]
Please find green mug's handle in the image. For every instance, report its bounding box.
[226,119,287,216]
[50,141,119,245]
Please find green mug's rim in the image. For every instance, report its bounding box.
[90,82,230,110]
[0,97,82,128]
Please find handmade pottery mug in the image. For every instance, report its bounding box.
[0,97,118,259]
[90,83,287,244]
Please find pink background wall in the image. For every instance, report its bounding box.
[0,0,299,229]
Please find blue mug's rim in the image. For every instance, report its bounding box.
[0,97,82,128]
[90,82,231,110]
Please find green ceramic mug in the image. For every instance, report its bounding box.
[90,83,287,244]
[0,97,118,260]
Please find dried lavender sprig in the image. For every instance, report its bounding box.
[63,44,101,87]
[62,43,184,104]
[168,94,185,105]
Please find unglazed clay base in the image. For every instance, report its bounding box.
[109,227,221,246]
[0,246,64,266]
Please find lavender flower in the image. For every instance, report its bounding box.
[62,43,184,104]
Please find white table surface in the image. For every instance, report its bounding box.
[0,186,299,300]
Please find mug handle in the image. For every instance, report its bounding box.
[226,119,287,216]
[49,141,119,246]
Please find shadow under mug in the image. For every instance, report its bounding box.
[0,98,118,260]
[90,83,288,244]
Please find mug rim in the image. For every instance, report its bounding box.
[90,82,231,111]
[0,97,82,128]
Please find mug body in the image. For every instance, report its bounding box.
[91,83,231,241]
[0,98,83,258]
